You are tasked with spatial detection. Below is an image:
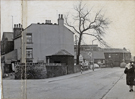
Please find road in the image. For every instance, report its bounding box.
[2,68,134,99]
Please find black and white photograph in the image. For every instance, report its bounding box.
[1,0,135,99]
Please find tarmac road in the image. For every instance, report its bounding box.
[2,67,135,99]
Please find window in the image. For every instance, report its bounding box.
[26,33,32,43]
[26,48,33,58]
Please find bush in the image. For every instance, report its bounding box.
[15,64,47,79]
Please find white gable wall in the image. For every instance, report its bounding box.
[22,23,74,63]
[14,38,21,60]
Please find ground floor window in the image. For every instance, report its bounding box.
[26,48,33,59]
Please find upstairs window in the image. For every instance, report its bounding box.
[26,33,32,43]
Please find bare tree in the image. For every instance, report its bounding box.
[65,1,110,65]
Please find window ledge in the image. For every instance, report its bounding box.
[26,42,33,44]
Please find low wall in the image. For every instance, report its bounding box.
[74,65,90,73]
[46,65,67,78]
[74,65,81,73]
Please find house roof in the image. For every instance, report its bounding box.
[103,48,130,53]
[4,49,17,64]
[93,51,105,59]
[74,51,105,61]
[2,32,13,41]
[80,51,91,61]
[53,49,73,56]
[80,44,98,47]
[23,23,74,34]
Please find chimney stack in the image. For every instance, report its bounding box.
[45,20,52,25]
[13,23,23,39]
[58,14,64,26]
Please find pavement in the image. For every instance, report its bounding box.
[45,68,99,82]
[102,70,135,99]
[79,68,135,99]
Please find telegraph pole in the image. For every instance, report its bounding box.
[12,16,13,31]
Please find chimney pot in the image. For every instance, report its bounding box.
[19,23,21,28]
[59,14,61,19]
[14,24,16,28]
[61,14,63,19]
[45,20,47,23]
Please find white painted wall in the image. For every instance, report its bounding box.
[14,38,21,60]
[21,19,74,63]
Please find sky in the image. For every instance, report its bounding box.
[1,0,135,57]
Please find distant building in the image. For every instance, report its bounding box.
[74,51,91,66]
[103,48,131,67]
[74,44,102,52]
[74,45,131,67]
[92,51,105,64]
[74,45,105,65]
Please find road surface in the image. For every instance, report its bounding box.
[2,67,134,99]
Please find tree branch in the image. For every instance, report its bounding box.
[65,16,80,34]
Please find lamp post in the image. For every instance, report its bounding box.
[92,39,97,68]
[123,48,125,62]
[92,37,102,63]
[108,54,111,67]
[91,37,102,71]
